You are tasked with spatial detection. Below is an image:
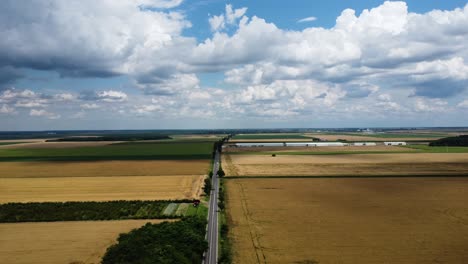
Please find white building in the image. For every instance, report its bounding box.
[384,142,407,146]
[353,142,377,146]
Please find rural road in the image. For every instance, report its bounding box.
[205,150,220,264]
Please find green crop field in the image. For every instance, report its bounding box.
[0,142,28,146]
[0,142,214,161]
[232,134,313,140]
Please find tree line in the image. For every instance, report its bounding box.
[429,135,468,147]
[0,200,193,223]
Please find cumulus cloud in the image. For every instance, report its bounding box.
[80,90,128,102]
[457,100,468,108]
[1,1,468,125]
[30,109,61,119]
[209,4,248,31]
[80,103,100,110]
[0,104,15,114]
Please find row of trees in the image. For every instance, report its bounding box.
[47,134,171,142]
[102,216,208,264]
[0,200,194,222]
[430,135,468,146]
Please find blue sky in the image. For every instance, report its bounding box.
[1,0,468,130]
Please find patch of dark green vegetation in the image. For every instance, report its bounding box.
[0,142,214,161]
[0,142,27,146]
[0,200,196,223]
[47,134,171,142]
[101,216,207,264]
[429,135,468,147]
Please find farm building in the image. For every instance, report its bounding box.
[286,142,348,147]
[353,142,377,146]
[384,142,407,146]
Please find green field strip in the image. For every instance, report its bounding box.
[0,142,30,146]
[162,203,179,216]
[175,203,189,216]
[0,141,215,161]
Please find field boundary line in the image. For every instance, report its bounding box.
[225,174,468,180]
[237,181,267,264]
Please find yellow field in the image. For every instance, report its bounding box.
[226,178,468,264]
[223,153,468,176]
[0,160,209,178]
[0,220,167,264]
[0,175,205,203]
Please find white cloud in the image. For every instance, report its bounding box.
[137,0,184,9]
[414,98,449,112]
[97,91,128,102]
[457,100,468,108]
[298,16,317,23]
[0,104,15,114]
[54,93,76,101]
[30,109,61,119]
[209,4,247,31]
[80,103,100,110]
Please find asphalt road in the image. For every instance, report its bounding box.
[205,151,220,264]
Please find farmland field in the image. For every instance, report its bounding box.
[305,132,453,141]
[0,175,205,203]
[226,177,468,264]
[0,160,209,178]
[0,141,213,161]
[222,153,468,176]
[0,220,167,264]
[225,145,414,154]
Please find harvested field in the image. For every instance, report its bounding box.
[226,177,468,264]
[223,153,468,176]
[0,220,166,264]
[225,145,412,153]
[0,160,209,178]
[0,175,205,203]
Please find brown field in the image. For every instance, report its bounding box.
[224,145,412,153]
[223,153,468,176]
[0,160,209,178]
[0,175,205,203]
[226,177,468,264]
[0,220,167,264]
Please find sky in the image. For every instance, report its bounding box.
[1,0,468,130]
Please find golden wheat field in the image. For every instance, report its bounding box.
[226,177,468,264]
[0,220,167,264]
[222,153,468,176]
[0,175,205,203]
[0,160,209,178]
